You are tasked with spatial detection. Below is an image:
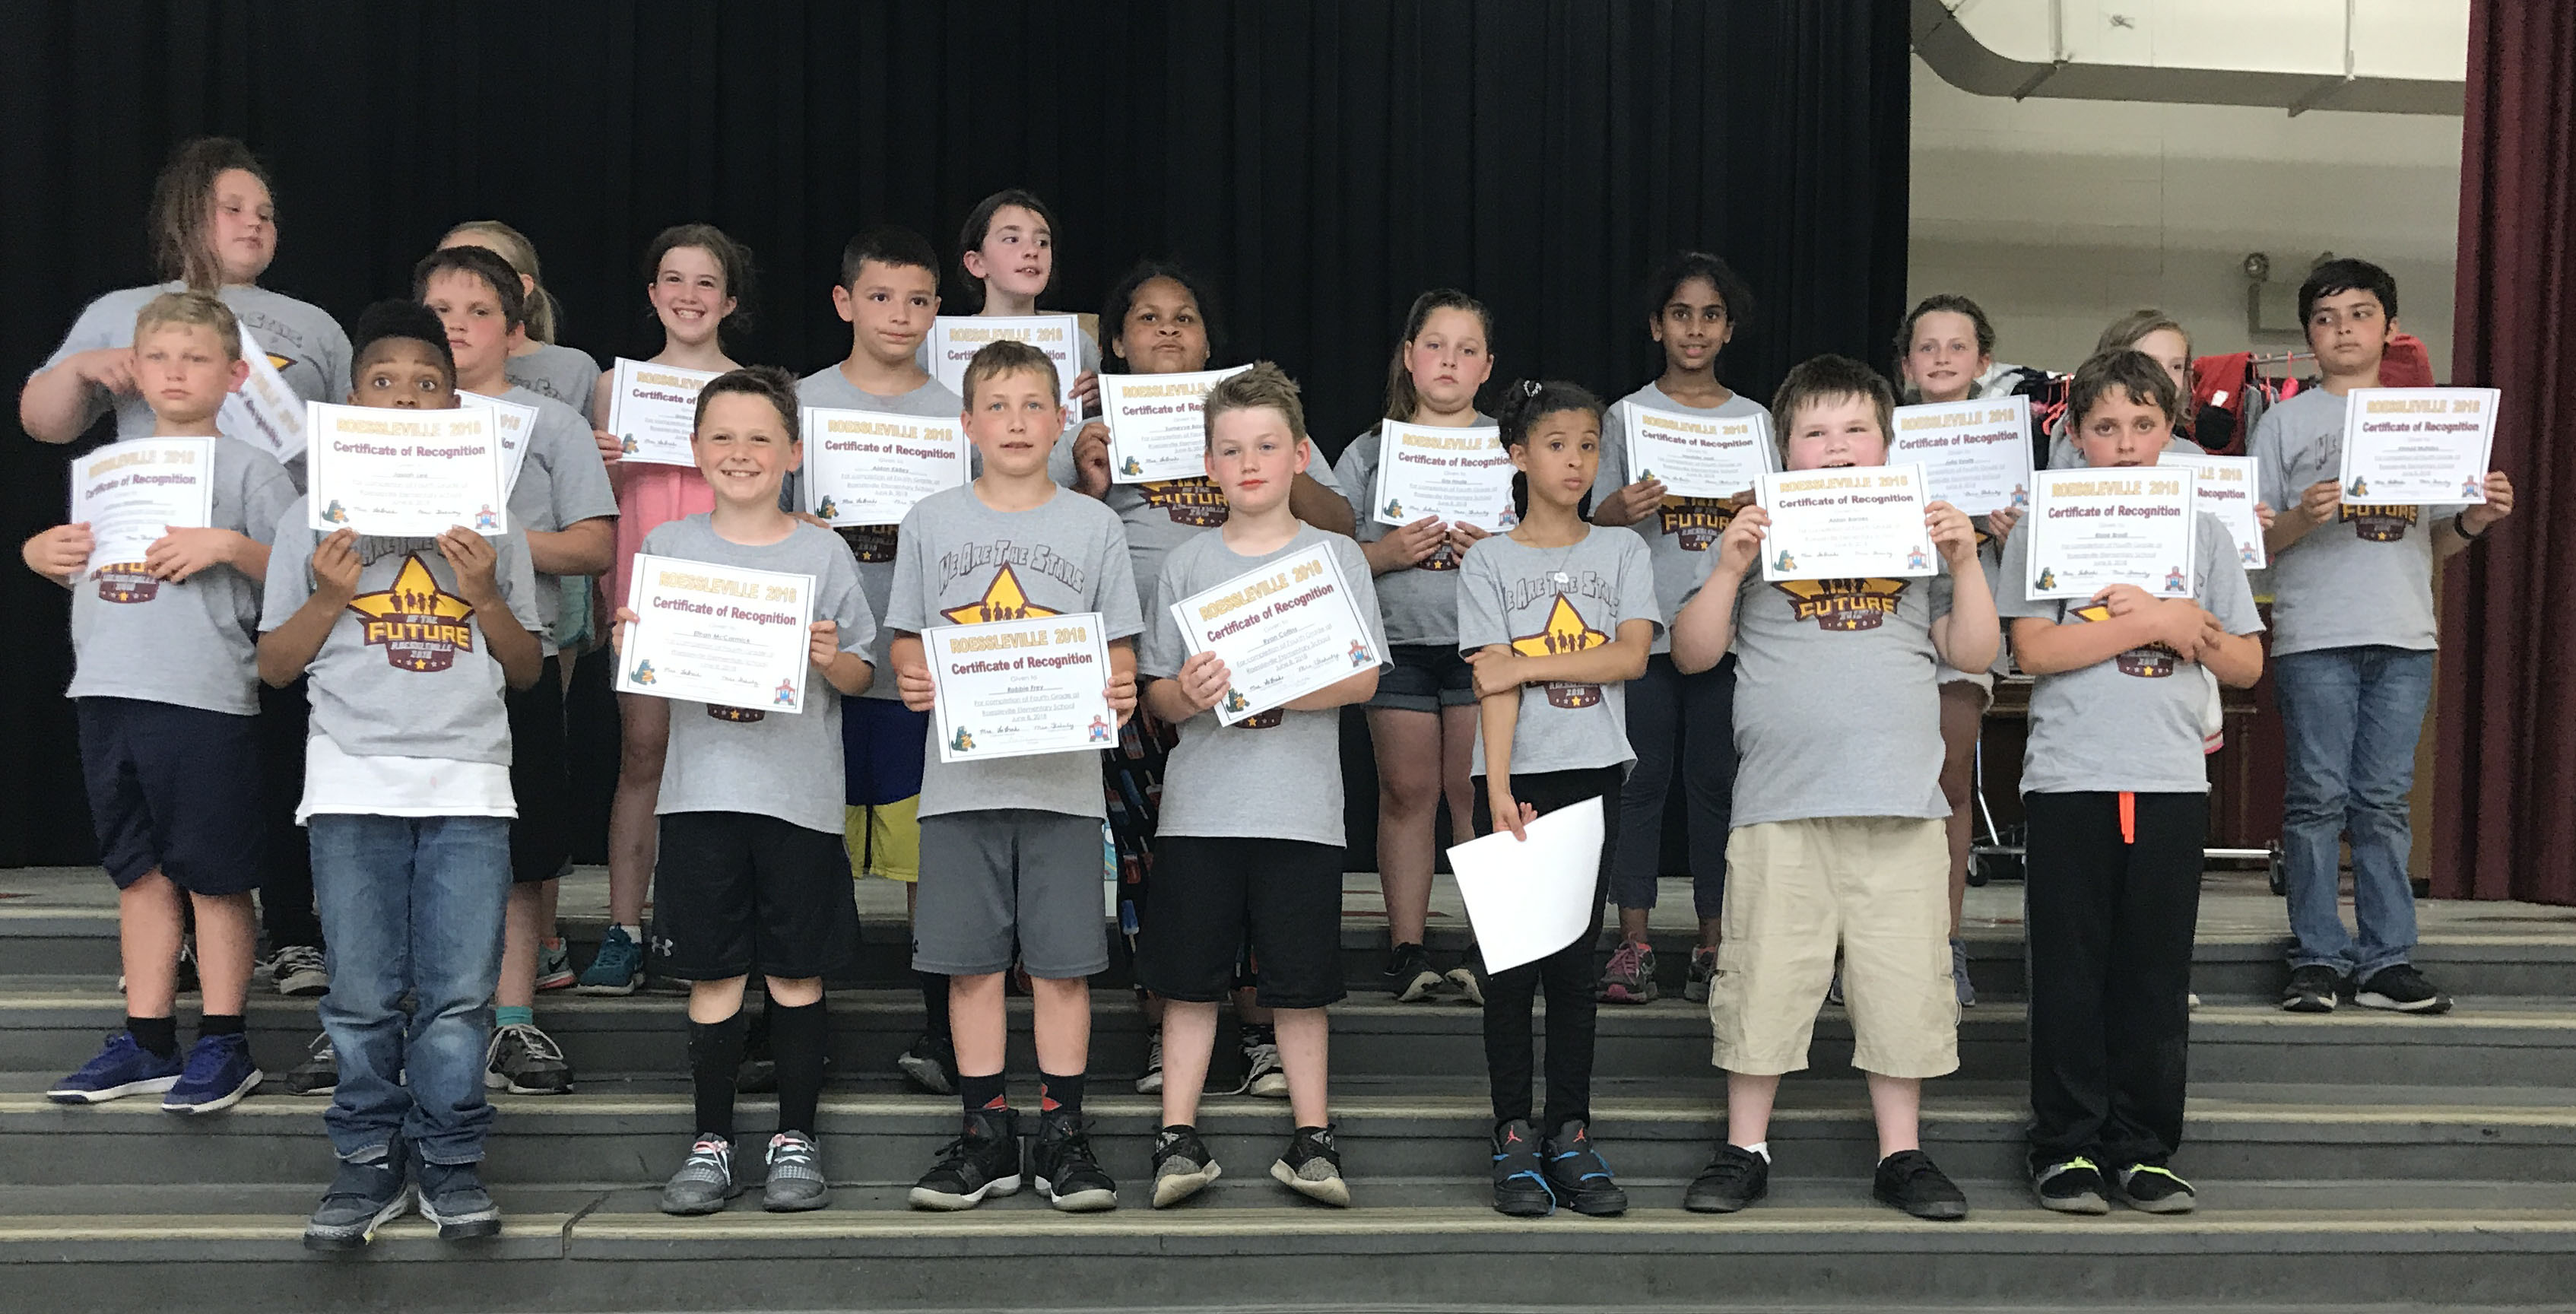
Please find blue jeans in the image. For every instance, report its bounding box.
[309,814,511,1165]
[2272,646,2435,978]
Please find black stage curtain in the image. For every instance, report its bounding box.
[0,1,1909,867]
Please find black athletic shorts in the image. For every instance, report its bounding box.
[649,811,861,981]
[1133,835,1346,1009]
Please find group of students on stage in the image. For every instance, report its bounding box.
[20,138,2512,1246]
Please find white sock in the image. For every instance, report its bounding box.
[617,923,642,943]
[1741,1141,1770,1162]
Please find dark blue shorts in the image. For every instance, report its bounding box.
[1367,643,1477,713]
[842,696,928,807]
[76,697,265,896]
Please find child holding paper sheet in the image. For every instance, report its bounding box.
[1457,379,1658,1217]
[943,188,1102,411]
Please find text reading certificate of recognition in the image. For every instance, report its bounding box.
[926,612,1115,764]
[1169,541,1378,726]
[462,390,538,493]
[68,437,214,578]
[801,408,971,527]
[926,316,1083,417]
[303,402,508,538]
[1371,421,1516,532]
[1099,365,1252,483]
[605,358,723,468]
[615,554,817,714]
[2024,467,2197,601]
[2337,387,2499,506]
[1756,464,1937,582]
[1623,405,1772,498]
[1887,395,2033,516]
[2157,452,2267,569]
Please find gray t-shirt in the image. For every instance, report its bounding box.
[1049,414,1347,608]
[492,386,618,654]
[1141,526,1385,847]
[1456,528,1659,778]
[2253,386,2462,656]
[792,367,965,700]
[1331,414,1496,648]
[1594,383,1766,655]
[1719,563,1957,827]
[261,497,541,766]
[1999,512,2262,795]
[642,515,876,834]
[67,439,298,716]
[503,343,601,424]
[886,483,1146,820]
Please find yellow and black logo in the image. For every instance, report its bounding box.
[95,562,159,604]
[2341,502,2419,543]
[941,564,1061,625]
[1511,594,1610,708]
[1656,497,1737,551]
[347,554,475,672]
[2070,602,2178,678]
[837,525,898,564]
[1140,478,1230,528]
[1772,578,1910,632]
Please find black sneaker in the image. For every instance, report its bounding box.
[659,1133,742,1216]
[1873,1149,1968,1220]
[484,1022,573,1096]
[303,1146,412,1252]
[1385,941,1441,1002]
[414,1159,502,1240]
[1543,1119,1629,1216]
[2031,1156,2110,1214]
[285,1033,338,1097]
[2353,963,2452,1015]
[1030,1110,1119,1212]
[1682,1144,1769,1214]
[2280,963,2346,1013]
[898,1033,956,1096]
[1489,1119,1554,1217]
[761,1131,830,1212]
[1150,1124,1222,1208]
[910,1109,1023,1210]
[2114,1163,2198,1214]
[1271,1124,1349,1208]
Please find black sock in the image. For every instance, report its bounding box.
[960,1070,1008,1116]
[687,1012,749,1139]
[126,1015,178,1059]
[1039,1070,1084,1116]
[769,998,828,1135]
[197,1014,246,1039]
[916,970,952,1045]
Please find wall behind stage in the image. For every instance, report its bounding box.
[0,1,1911,867]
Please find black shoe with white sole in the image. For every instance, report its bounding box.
[2353,963,2452,1014]
[1031,1111,1119,1211]
[2279,963,2346,1014]
[909,1109,1023,1211]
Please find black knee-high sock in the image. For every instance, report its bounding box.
[688,1012,750,1139]
[769,998,829,1135]
[916,970,951,1045]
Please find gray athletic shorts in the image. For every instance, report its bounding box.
[913,808,1111,979]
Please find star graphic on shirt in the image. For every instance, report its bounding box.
[1508,595,1610,658]
[941,563,1061,625]
[345,554,477,672]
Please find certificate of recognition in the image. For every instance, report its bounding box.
[2158,452,2267,570]
[2338,387,2499,506]
[1169,542,1378,726]
[926,316,1083,417]
[1370,422,1517,532]
[801,408,971,527]
[1098,365,1252,483]
[67,437,214,579]
[217,327,307,464]
[605,358,723,468]
[925,612,1115,764]
[615,554,817,714]
[463,390,538,493]
[303,402,508,538]
[1888,395,2033,516]
[1756,463,1937,582]
[2025,467,2197,601]
[1623,405,1772,498]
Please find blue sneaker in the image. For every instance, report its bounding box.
[47,1032,183,1104]
[576,926,642,995]
[163,1033,264,1114]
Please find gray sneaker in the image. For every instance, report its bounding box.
[1951,937,1977,1008]
[303,1147,412,1252]
[661,1134,741,1216]
[285,1033,338,1097]
[265,944,328,998]
[484,1022,574,1095]
[762,1131,831,1212]
[414,1159,501,1240]
[1150,1125,1222,1208]
[1271,1125,1349,1208]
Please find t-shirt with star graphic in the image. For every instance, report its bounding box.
[1455,527,1659,779]
[1593,383,1769,656]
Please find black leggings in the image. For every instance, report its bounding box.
[1471,766,1622,1132]
[1610,653,1734,916]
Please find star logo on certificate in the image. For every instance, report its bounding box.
[1772,578,1909,632]
[1510,594,1611,709]
[942,564,1061,625]
[2070,602,2178,679]
[345,553,475,673]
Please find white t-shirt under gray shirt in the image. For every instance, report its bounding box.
[792,367,966,700]
[1332,415,1496,649]
[1455,528,1661,779]
[1141,526,1386,849]
[2252,386,2463,657]
[503,343,602,424]
[884,484,1145,821]
[1594,384,1766,657]
[642,515,877,836]
[1999,512,2262,796]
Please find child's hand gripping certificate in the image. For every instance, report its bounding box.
[926,315,1083,417]
[925,612,1115,764]
[462,389,538,493]
[302,402,509,538]
[1370,421,1517,532]
[2337,387,2500,505]
[2157,452,2267,569]
[604,357,724,468]
[800,408,971,527]
[1623,405,1772,498]
[1755,463,1938,582]
[1170,541,1378,726]
[2024,467,2197,601]
[1887,395,2033,516]
[68,437,215,577]
[615,554,817,714]
[217,326,307,463]
[1098,365,1252,483]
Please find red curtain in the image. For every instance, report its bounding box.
[2433,0,2576,902]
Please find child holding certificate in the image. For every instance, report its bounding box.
[1458,379,1658,1216]
[2254,259,2514,1016]
[258,302,545,1250]
[1587,252,1764,1006]
[889,341,1143,1213]
[585,224,757,995]
[1668,354,1996,1220]
[1331,290,1499,1005]
[440,221,602,421]
[947,188,1101,411]
[26,291,293,1116]
[613,367,875,1216]
[1134,363,1384,1208]
[2000,350,2267,1214]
